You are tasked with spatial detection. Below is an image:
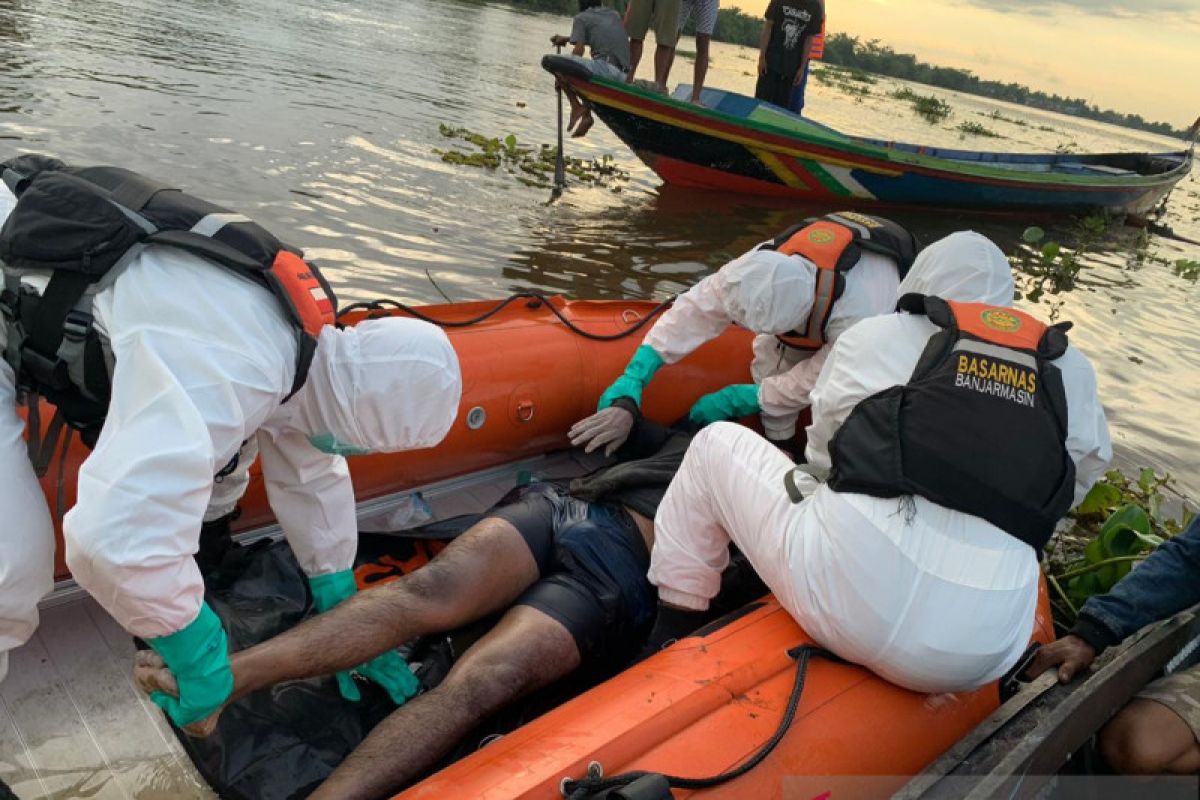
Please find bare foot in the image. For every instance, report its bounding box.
[690,92,704,106]
[567,105,584,131]
[133,650,225,738]
[571,113,594,138]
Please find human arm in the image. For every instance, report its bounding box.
[0,361,56,664]
[1027,516,1200,683]
[1056,345,1113,506]
[794,34,816,85]
[757,344,829,439]
[64,327,281,723]
[757,16,774,75]
[1073,515,1200,653]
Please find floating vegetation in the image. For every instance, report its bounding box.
[1175,259,1200,281]
[956,121,1003,138]
[981,109,1028,127]
[891,88,951,123]
[1045,468,1194,624]
[813,66,873,98]
[434,124,630,191]
[1011,214,1114,317]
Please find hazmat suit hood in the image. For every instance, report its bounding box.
[897,230,1014,306]
[721,249,817,334]
[292,318,462,454]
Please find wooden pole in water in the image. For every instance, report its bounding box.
[554,45,566,191]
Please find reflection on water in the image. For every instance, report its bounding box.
[0,0,1197,493]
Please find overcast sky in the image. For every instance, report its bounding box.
[727,0,1200,127]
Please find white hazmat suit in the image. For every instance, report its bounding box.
[0,183,461,681]
[643,242,900,439]
[649,231,1112,693]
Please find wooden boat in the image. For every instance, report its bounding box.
[20,296,1055,799]
[542,55,1193,216]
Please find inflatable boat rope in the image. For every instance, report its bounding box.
[561,645,843,800]
[338,291,675,340]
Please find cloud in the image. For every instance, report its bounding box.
[962,0,1200,21]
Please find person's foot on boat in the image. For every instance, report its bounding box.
[572,112,595,138]
[133,649,225,738]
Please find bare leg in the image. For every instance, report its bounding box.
[309,605,581,800]
[690,35,710,103]
[559,80,585,130]
[1100,698,1200,774]
[653,44,674,91]
[627,38,644,82]
[136,518,541,731]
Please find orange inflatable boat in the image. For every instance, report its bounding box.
[29,296,1055,799]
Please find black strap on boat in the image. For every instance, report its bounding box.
[559,645,841,800]
[337,291,675,343]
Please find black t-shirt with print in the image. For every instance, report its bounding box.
[765,0,825,77]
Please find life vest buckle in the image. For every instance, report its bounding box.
[61,308,94,343]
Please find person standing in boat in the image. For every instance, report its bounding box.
[0,156,462,721]
[1027,515,1200,775]
[642,231,1112,692]
[673,0,720,105]
[571,211,918,457]
[756,0,824,110]
[550,0,631,138]
[624,0,682,92]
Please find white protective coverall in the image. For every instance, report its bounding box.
[650,231,1112,693]
[644,243,900,439]
[0,184,461,678]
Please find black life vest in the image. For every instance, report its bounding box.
[762,211,920,350]
[826,293,1076,552]
[0,154,337,452]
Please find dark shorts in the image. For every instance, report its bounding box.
[756,70,796,108]
[491,483,655,660]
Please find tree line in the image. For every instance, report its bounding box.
[500,0,1187,139]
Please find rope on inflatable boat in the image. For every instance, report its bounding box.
[336,292,674,341]
[559,645,842,800]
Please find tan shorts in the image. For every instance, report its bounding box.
[1136,664,1200,741]
[625,0,682,47]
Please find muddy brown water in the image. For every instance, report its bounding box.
[1,0,1197,500]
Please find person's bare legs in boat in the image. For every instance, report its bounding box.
[136,492,657,800]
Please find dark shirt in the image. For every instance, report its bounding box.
[569,398,690,519]
[569,6,631,72]
[764,0,825,78]
[1071,514,1200,653]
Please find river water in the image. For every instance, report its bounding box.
[1,0,1197,495]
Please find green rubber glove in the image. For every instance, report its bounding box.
[688,383,762,425]
[146,602,234,727]
[598,345,665,410]
[308,569,420,705]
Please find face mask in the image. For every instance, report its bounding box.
[308,434,373,457]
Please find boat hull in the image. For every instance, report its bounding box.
[544,56,1192,215]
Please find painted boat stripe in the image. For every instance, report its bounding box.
[751,149,808,189]
[815,163,877,200]
[578,84,904,178]
[573,78,1189,193]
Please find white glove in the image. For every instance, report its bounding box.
[568,406,635,456]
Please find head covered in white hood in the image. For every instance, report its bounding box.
[720,248,817,334]
[293,317,462,455]
[897,231,1014,307]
